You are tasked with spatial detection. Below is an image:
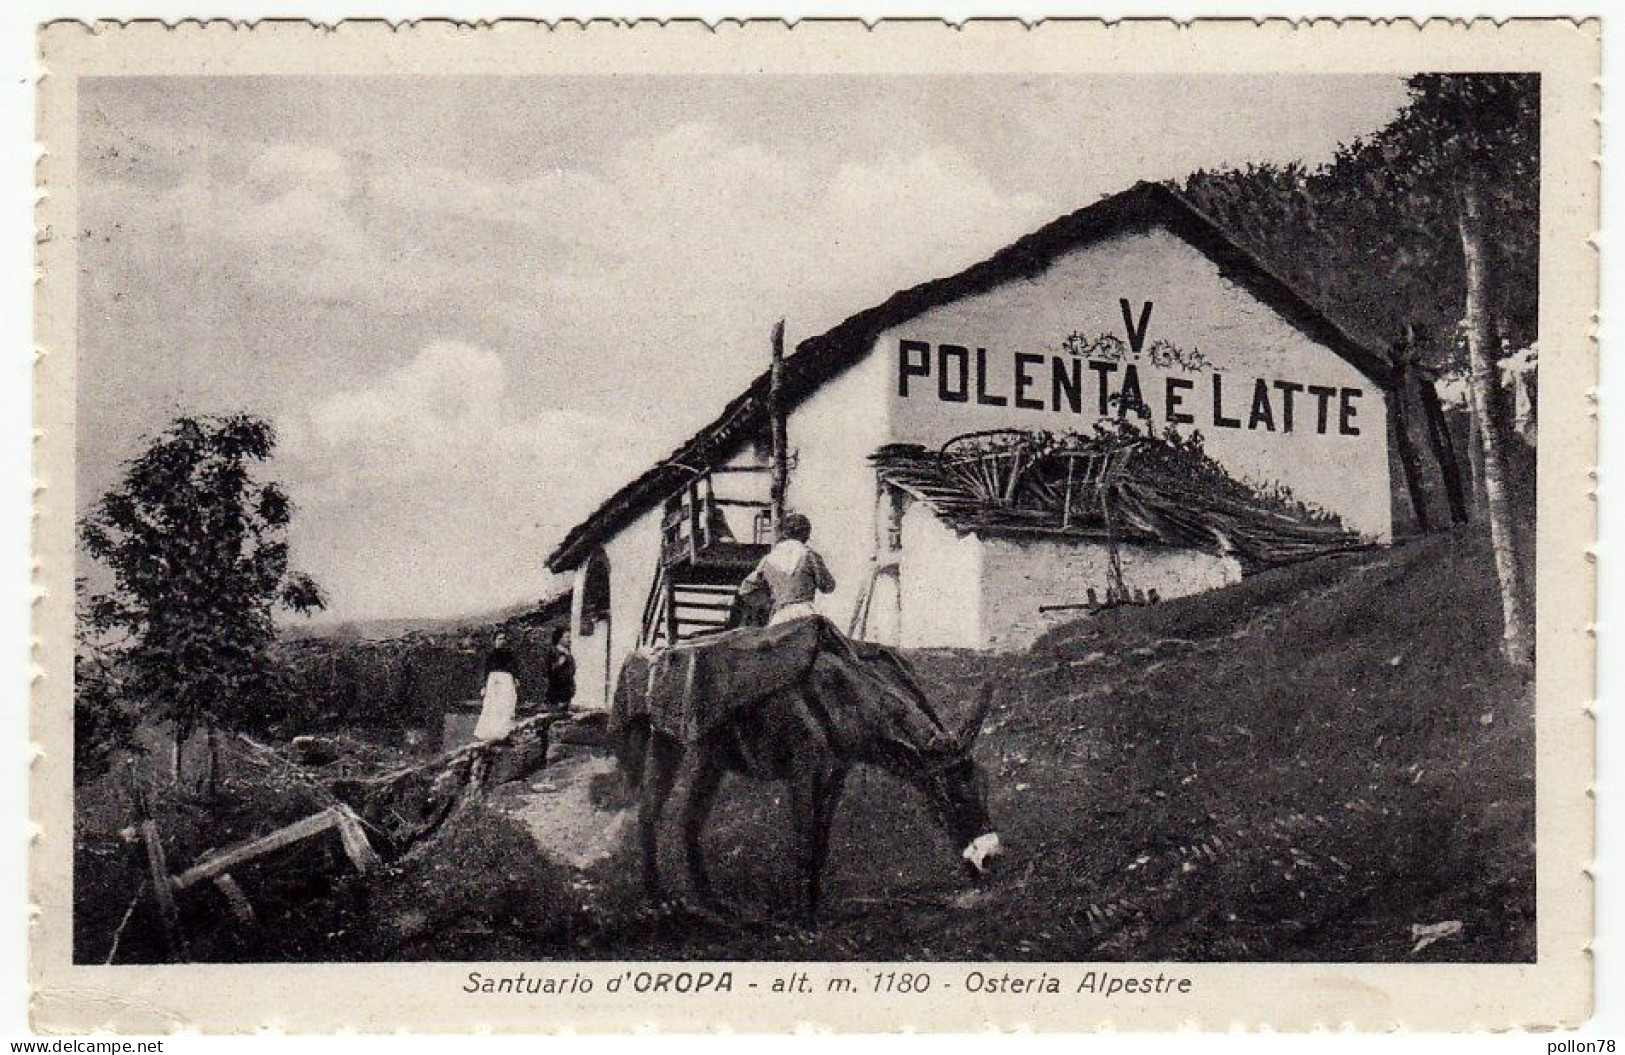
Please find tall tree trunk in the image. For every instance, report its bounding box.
[168,722,185,786]
[1466,407,1486,509]
[204,723,220,799]
[1458,184,1533,667]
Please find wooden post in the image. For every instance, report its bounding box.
[139,820,183,960]
[640,565,665,648]
[1061,454,1077,531]
[334,805,383,873]
[1418,373,1470,525]
[663,575,678,646]
[769,320,788,532]
[213,874,256,927]
[1386,363,1433,535]
[687,481,701,564]
[702,475,716,549]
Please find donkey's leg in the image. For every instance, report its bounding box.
[807,767,848,919]
[786,768,824,926]
[639,734,681,903]
[680,758,725,908]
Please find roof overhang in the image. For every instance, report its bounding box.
[547,181,1393,573]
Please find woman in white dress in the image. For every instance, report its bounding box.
[473,633,520,741]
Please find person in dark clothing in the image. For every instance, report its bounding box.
[484,635,518,679]
[545,627,576,713]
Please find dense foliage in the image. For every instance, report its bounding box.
[78,414,325,780]
[1179,73,1538,369]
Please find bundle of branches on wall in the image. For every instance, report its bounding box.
[871,423,1371,571]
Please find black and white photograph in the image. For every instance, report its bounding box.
[29,19,1599,1034]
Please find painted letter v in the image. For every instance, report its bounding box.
[1120,299,1154,353]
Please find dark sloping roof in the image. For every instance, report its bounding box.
[546,181,1392,572]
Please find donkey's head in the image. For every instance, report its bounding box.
[918,682,1002,880]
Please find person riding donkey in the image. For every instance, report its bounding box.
[619,509,1002,922]
[737,512,835,626]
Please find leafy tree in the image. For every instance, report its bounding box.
[1356,74,1536,667]
[1179,73,1538,667]
[1179,77,1537,369]
[79,414,325,790]
[74,578,138,783]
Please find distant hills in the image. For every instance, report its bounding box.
[284,592,572,643]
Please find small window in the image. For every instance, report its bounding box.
[577,549,611,636]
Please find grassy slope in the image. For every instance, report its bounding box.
[78,528,1534,964]
[340,528,1533,963]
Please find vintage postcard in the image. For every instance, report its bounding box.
[32,19,1599,1033]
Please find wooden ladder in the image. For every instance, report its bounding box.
[640,566,746,648]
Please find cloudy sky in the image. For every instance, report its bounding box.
[76,74,1410,624]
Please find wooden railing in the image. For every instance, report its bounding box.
[659,465,774,569]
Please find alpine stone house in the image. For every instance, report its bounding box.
[548,182,1396,710]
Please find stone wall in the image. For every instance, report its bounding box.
[276,614,568,741]
[893,498,983,649]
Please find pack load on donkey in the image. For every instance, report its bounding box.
[613,615,1001,923]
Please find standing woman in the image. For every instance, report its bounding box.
[544,627,576,713]
[473,632,520,741]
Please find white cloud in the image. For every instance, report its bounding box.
[84,123,1053,620]
[245,142,356,201]
[276,341,663,619]
[287,340,651,510]
[94,124,1050,363]
[310,341,505,445]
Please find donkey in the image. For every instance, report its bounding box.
[616,645,1001,924]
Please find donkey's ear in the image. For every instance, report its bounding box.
[956,681,996,748]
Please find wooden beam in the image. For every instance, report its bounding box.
[706,464,775,476]
[684,609,732,624]
[769,319,788,530]
[172,808,344,891]
[671,598,736,612]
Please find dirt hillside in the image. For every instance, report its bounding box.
[308,526,1531,964]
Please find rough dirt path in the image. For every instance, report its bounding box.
[495,747,631,869]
